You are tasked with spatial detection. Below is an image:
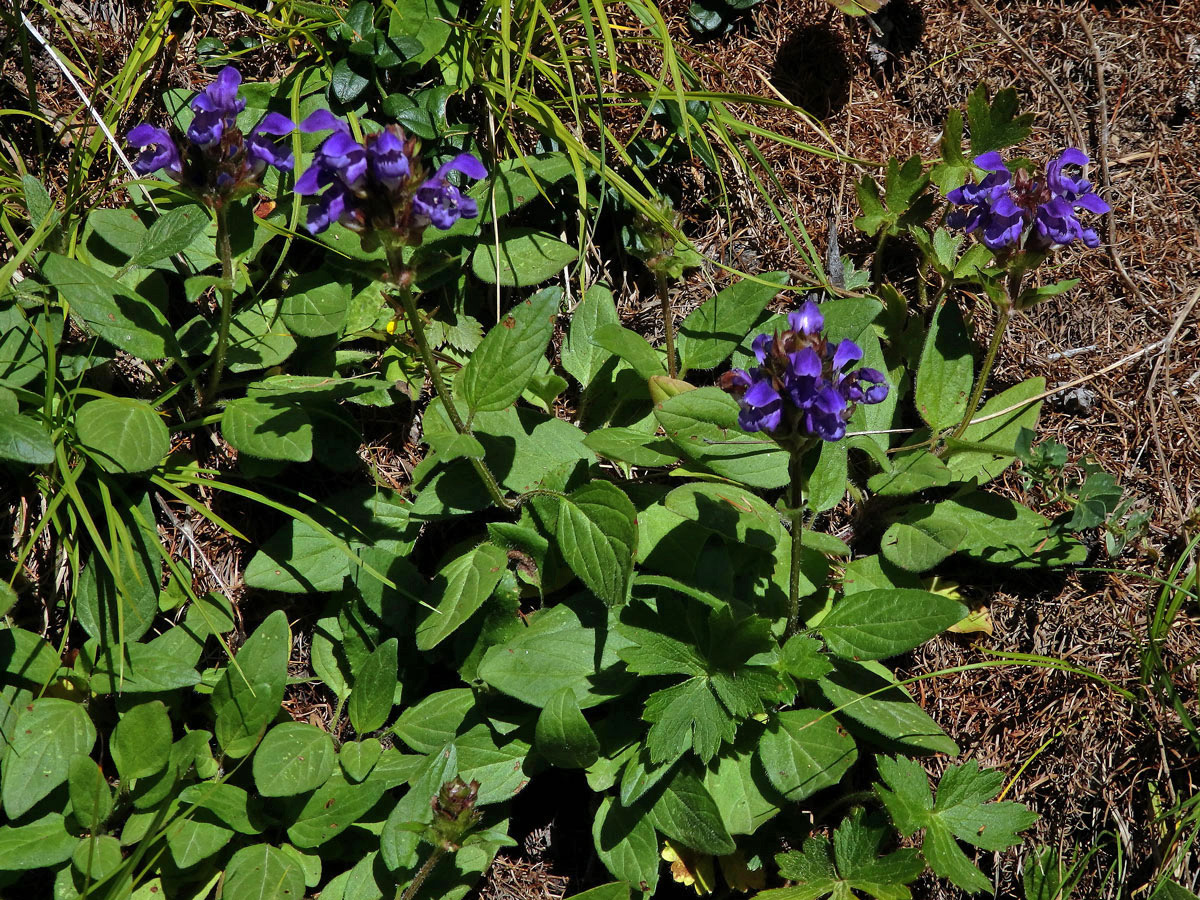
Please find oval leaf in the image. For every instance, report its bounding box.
[75,397,169,474]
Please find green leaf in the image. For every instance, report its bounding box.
[650,768,735,855]
[655,388,788,488]
[805,439,848,514]
[663,482,784,553]
[584,427,680,468]
[388,0,458,65]
[222,397,313,461]
[568,884,631,900]
[0,628,60,685]
[212,610,290,757]
[243,517,348,593]
[454,723,531,804]
[78,638,201,694]
[965,84,1034,155]
[350,639,399,733]
[704,741,782,836]
[416,543,508,650]
[817,589,967,660]
[253,723,337,797]
[1023,846,1074,900]
[223,843,306,900]
[556,482,638,606]
[765,808,924,900]
[112,701,172,780]
[591,324,666,380]
[643,677,735,765]
[178,782,263,834]
[471,227,577,287]
[562,284,620,388]
[339,739,383,783]
[0,414,54,465]
[880,514,968,573]
[330,58,369,105]
[818,661,959,755]
[458,287,559,413]
[166,814,234,869]
[875,755,1038,894]
[676,272,789,374]
[393,689,477,753]
[288,770,388,849]
[915,299,973,429]
[0,304,47,388]
[68,756,113,832]
[478,605,629,708]
[823,0,885,12]
[1,699,96,818]
[868,450,951,498]
[280,270,351,337]
[131,206,209,267]
[757,709,857,802]
[75,397,170,474]
[946,377,1044,485]
[42,254,178,360]
[73,833,124,883]
[593,796,660,894]
[919,492,1088,569]
[0,814,78,870]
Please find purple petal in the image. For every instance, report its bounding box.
[300,110,348,133]
[831,339,862,371]
[751,333,773,364]
[1073,191,1110,215]
[433,152,487,182]
[972,151,1009,174]
[788,299,823,336]
[789,346,822,379]
[253,112,296,136]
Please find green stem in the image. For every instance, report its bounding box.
[870,231,888,289]
[390,274,515,511]
[656,272,677,379]
[786,449,808,638]
[950,306,1012,441]
[204,205,234,407]
[397,846,446,900]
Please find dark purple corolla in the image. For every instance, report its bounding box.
[719,299,888,443]
[295,111,486,240]
[945,148,1110,252]
[126,66,294,202]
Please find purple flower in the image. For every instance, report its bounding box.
[1030,148,1110,250]
[719,298,889,443]
[128,124,182,179]
[187,66,246,148]
[412,154,487,230]
[293,115,487,239]
[126,67,294,201]
[945,148,1110,253]
[245,112,296,173]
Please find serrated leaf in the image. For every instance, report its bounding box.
[416,543,508,650]
[42,254,178,360]
[965,84,1034,155]
[650,768,735,855]
[817,589,967,660]
[75,397,170,474]
[875,755,1038,894]
[131,206,209,267]
[676,273,788,374]
[555,482,638,606]
[458,287,559,413]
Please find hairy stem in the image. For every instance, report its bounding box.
[204,206,235,406]
[951,306,1012,441]
[387,257,514,510]
[656,272,678,379]
[397,845,446,900]
[786,449,808,638]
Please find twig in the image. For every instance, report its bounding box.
[19,11,157,210]
[1045,344,1098,361]
[1076,11,1171,325]
[1145,286,1200,524]
[964,0,1087,158]
[154,493,234,597]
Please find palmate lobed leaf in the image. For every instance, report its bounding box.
[875,755,1038,894]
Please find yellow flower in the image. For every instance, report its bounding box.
[662,841,716,895]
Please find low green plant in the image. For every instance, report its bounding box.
[0,12,1132,900]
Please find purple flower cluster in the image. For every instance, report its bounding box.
[946,149,1110,252]
[127,67,294,200]
[295,112,485,237]
[719,300,888,443]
